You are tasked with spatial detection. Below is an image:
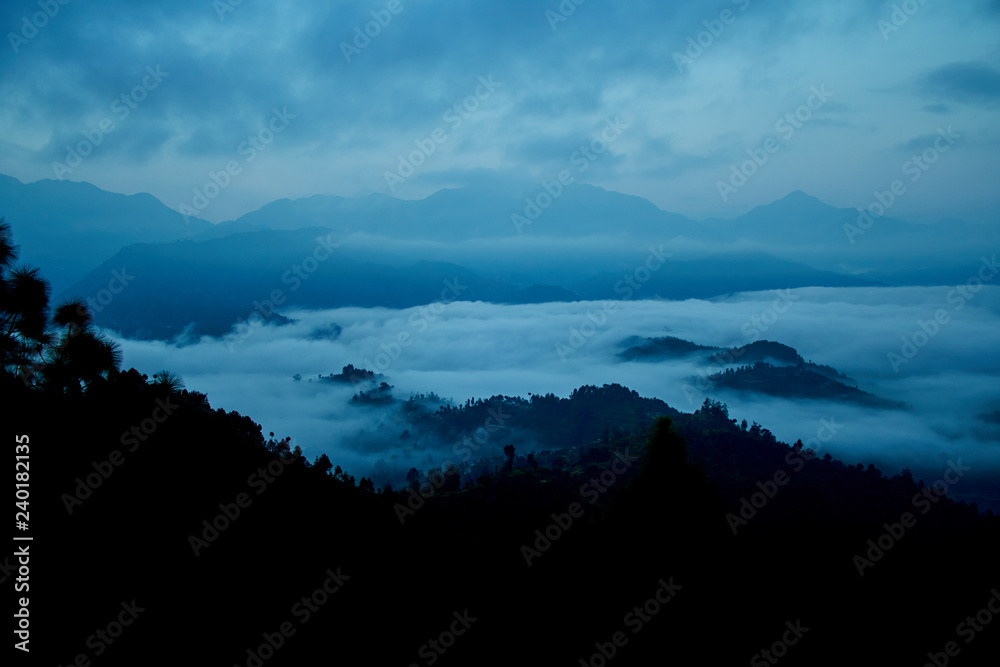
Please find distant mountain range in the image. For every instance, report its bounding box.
[0,173,995,340]
[0,173,211,295]
[207,183,700,241]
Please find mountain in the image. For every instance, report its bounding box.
[218,183,701,241]
[704,190,920,245]
[618,336,721,360]
[62,228,544,339]
[619,336,894,407]
[5,174,996,333]
[65,231,883,341]
[0,173,213,294]
[573,251,880,300]
[708,362,903,409]
[4,172,996,283]
[702,190,999,276]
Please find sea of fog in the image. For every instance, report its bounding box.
[110,285,1000,510]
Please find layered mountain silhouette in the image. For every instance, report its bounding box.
[0,173,211,294]
[3,173,996,340]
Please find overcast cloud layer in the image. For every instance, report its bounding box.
[2,0,999,223]
[112,286,1000,508]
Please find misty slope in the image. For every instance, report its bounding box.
[63,228,540,339]
[65,227,882,340]
[6,173,994,302]
[709,363,904,409]
[0,173,212,294]
[620,337,898,408]
[573,251,879,299]
[702,191,999,278]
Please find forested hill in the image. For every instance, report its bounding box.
[7,368,999,665]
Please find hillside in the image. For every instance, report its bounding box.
[620,336,893,406]
[6,372,998,666]
[709,362,904,409]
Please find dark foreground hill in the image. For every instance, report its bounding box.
[6,372,999,666]
[3,221,998,665]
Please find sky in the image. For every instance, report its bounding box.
[1,0,999,224]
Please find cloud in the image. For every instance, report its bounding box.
[110,286,1000,506]
[917,62,1000,105]
[0,0,998,224]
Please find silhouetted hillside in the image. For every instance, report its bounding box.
[618,335,721,360]
[709,362,904,408]
[7,370,997,666]
[620,335,884,405]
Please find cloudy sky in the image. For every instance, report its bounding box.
[1,0,999,224]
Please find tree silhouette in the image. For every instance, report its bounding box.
[406,467,420,491]
[1,220,125,392]
[503,444,515,471]
[152,369,186,394]
[314,454,333,476]
[0,219,50,382]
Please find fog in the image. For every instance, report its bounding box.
[112,285,1000,508]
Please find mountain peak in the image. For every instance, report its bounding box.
[781,189,819,203]
[738,190,839,223]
